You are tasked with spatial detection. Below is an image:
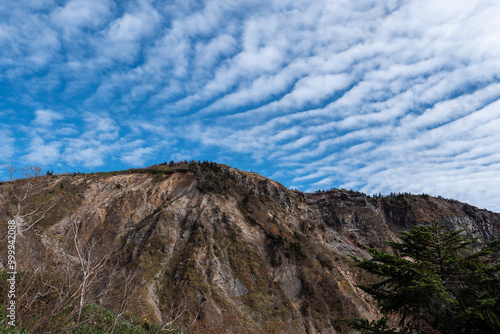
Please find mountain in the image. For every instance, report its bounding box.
[1,162,499,333]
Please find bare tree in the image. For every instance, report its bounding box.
[71,218,115,323]
[6,216,118,332]
[11,247,86,333]
[155,295,188,333]
[106,269,141,334]
[1,164,57,235]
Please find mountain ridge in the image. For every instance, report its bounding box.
[1,162,499,333]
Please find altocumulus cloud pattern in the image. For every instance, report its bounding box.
[1,0,500,211]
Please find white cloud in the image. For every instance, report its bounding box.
[0,131,15,161]
[32,109,64,127]
[121,147,155,165]
[63,144,107,168]
[24,137,61,165]
[83,113,120,141]
[51,0,113,37]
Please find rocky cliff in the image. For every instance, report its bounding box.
[1,162,499,333]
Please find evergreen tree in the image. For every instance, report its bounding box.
[347,222,500,334]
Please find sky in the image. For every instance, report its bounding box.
[1,0,500,212]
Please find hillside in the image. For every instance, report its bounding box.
[1,162,499,333]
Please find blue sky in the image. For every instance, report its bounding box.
[1,0,500,212]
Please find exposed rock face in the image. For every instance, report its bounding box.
[1,163,499,333]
